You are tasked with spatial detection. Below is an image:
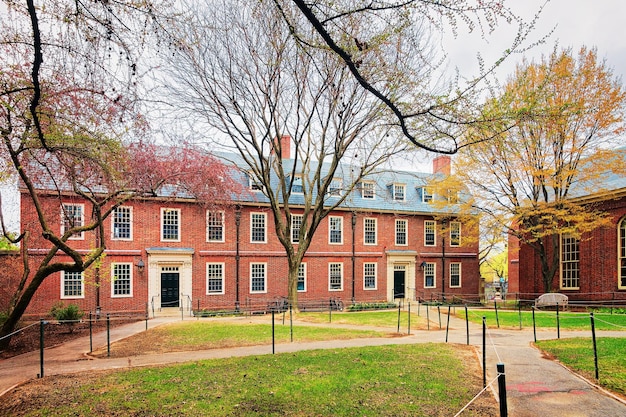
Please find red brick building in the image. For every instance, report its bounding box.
[17,154,480,316]
[509,174,626,302]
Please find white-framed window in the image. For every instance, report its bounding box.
[393,184,406,201]
[250,263,267,293]
[61,271,84,299]
[424,263,436,288]
[364,262,377,290]
[248,172,263,192]
[207,211,225,242]
[161,208,180,242]
[617,217,626,288]
[291,175,304,194]
[450,263,461,288]
[61,203,84,240]
[329,216,343,244]
[291,214,303,244]
[297,262,307,292]
[420,187,433,203]
[560,233,580,290]
[206,263,225,295]
[364,218,377,245]
[447,189,459,204]
[329,178,342,196]
[450,222,461,247]
[424,220,436,246]
[112,263,132,297]
[112,206,132,240]
[329,263,343,291]
[250,212,267,243]
[360,181,375,199]
[395,219,407,246]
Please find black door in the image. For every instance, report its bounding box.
[394,270,405,298]
[161,272,180,307]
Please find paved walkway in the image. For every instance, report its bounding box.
[1,311,626,416]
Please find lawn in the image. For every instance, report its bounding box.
[91,320,389,358]
[536,337,626,397]
[1,344,497,417]
[460,309,626,331]
[297,309,427,330]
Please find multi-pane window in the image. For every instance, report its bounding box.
[251,213,267,243]
[618,218,626,288]
[291,214,303,243]
[395,219,407,246]
[161,208,180,241]
[329,263,343,290]
[364,218,377,245]
[421,187,433,203]
[329,216,343,244]
[364,263,377,290]
[112,263,132,297]
[207,211,225,242]
[447,189,459,204]
[329,178,342,196]
[112,206,132,240]
[424,263,436,288]
[207,263,225,294]
[393,184,406,201]
[62,271,84,298]
[61,203,84,239]
[450,222,461,247]
[248,172,263,192]
[291,175,304,194]
[450,263,461,288]
[424,220,436,246]
[561,233,580,289]
[297,263,306,292]
[250,263,267,293]
[361,181,375,199]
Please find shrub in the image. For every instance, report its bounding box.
[50,303,84,333]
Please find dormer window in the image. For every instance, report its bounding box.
[291,175,304,194]
[248,172,263,192]
[420,187,433,203]
[329,178,342,196]
[360,181,375,199]
[393,184,406,202]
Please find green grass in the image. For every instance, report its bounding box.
[536,337,626,396]
[13,344,493,416]
[297,310,426,330]
[460,309,626,330]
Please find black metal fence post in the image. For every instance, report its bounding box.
[532,306,537,343]
[397,303,401,333]
[445,305,451,343]
[465,304,469,345]
[407,302,411,335]
[39,319,45,378]
[271,310,275,354]
[497,363,508,417]
[89,311,93,353]
[494,300,500,328]
[590,312,599,380]
[106,313,111,357]
[482,316,486,388]
[556,302,560,339]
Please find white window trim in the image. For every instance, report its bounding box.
[361,181,376,199]
[619,218,626,289]
[61,271,85,299]
[329,262,344,291]
[248,172,264,192]
[424,263,436,289]
[421,187,433,203]
[449,263,462,288]
[250,262,267,294]
[450,221,461,247]
[291,214,303,244]
[297,262,307,292]
[206,262,226,295]
[364,218,377,246]
[291,175,304,194]
[111,263,133,298]
[393,183,406,202]
[206,210,225,243]
[395,219,408,246]
[61,203,85,240]
[160,208,181,242]
[250,212,267,243]
[560,233,580,290]
[328,178,342,196]
[329,216,343,245]
[363,262,377,290]
[424,220,436,247]
[111,206,133,241]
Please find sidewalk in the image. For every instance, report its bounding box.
[1,311,626,416]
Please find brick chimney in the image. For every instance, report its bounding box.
[272,135,291,159]
[433,155,451,175]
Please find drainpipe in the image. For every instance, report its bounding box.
[441,219,447,302]
[235,207,241,311]
[351,212,357,303]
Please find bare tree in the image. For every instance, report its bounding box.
[278,0,545,153]
[162,1,408,309]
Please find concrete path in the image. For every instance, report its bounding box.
[1,310,626,416]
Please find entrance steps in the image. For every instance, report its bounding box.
[154,307,185,317]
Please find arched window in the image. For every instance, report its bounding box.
[617,217,626,288]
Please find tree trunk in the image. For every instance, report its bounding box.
[538,235,560,293]
[0,270,45,350]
